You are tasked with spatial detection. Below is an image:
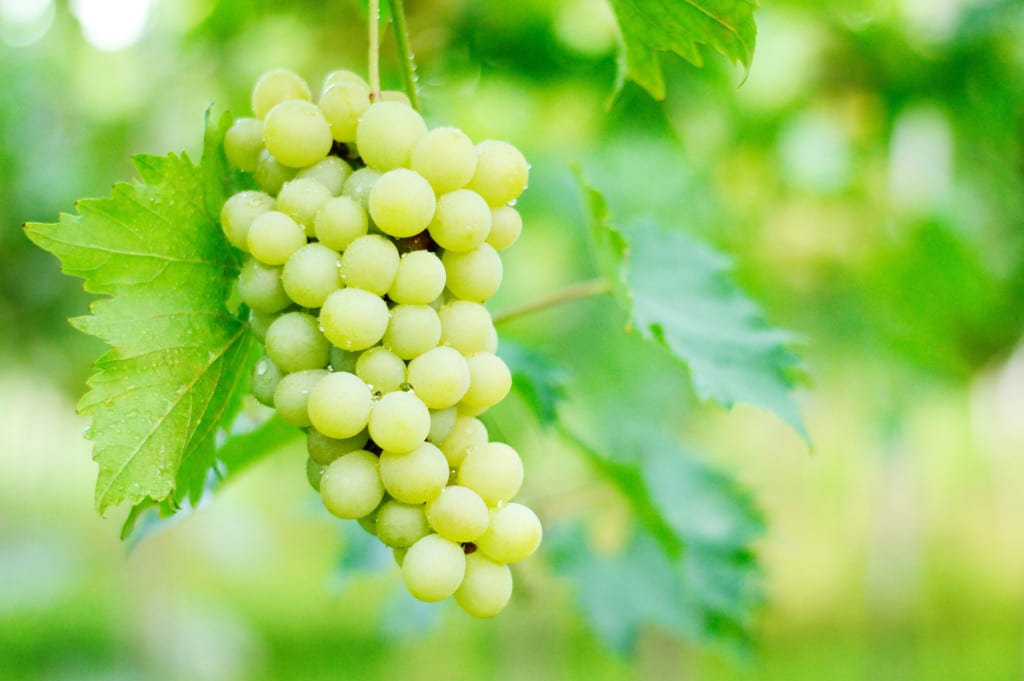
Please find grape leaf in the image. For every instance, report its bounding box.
[607,0,758,99]
[25,110,256,514]
[500,341,569,428]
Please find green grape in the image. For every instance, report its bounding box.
[380,89,412,106]
[389,251,446,305]
[356,101,427,170]
[375,500,431,548]
[264,99,333,168]
[455,553,513,618]
[438,416,488,468]
[247,211,307,266]
[379,441,449,504]
[467,140,529,206]
[306,456,326,491]
[407,346,470,409]
[237,258,291,313]
[339,234,400,296]
[368,169,437,238]
[276,178,332,233]
[427,189,492,253]
[461,352,512,410]
[249,309,277,342]
[425,485,489,542]
[427,406,458,443]
[475,502,542,563]
[320,450,385,519]
[254,149,298,195]
[355,346,407,394]
[220,190,274,252]
[252,68,312,119]
[296,156,352,196]
[393,547,408,566]
[273,369,328,427]
[330,346,359,373]
[224,117,264,172]
[486,205,522,251]
[314,196,368,251]
[358,504,382,535]
[307,371,373,439]
[457,442,523,505]
[249,355,283,406]
[319,288,391,351]
[402,534,466,602]
[369,391,431,453]
[384,304,442,360]
[442,244,503,302]
[265,311,331,373]
[307,427,370,466]
[321,69,369,93]
[281,243,342,308]
[319,81,371,142]
[439,301,498,355]
[341,167,382,211]
[410,127,477,194]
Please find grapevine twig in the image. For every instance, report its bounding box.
[492,278,611,326]
[386,0,421,111]
[368,0,382,100]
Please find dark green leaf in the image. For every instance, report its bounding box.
[500,341,569,428]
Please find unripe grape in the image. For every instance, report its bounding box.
[339,234,400,295]
[438,416,488,468]
[247,211,306,266]
[475,502,542,563]
[296,156,352,196]
[428,189,492,253]
[320,450,385,519]
[330,346,359,373]
[402,534,466,602]
[389,251,446,305]
[455,553,513,618]
[439,301,498,355]
[341,167,382,211]
[273,369,328,427]
[249,309,275,342]
[458,442,523,505]
[252,68,311,119]
[264,100,333,168]
[321,69,369,93]
[306,456,326,492]
[281,243,342,308]
[407,346,470,409]
[380,89,412,106]
[265,311,331,373]
[314,196,368,251]
[319,81,371,142]
[238,258,291,313]
[355,346,406,394]
[443,243,503,302]
[461,352,512,410]
[379,441,449,504]
[411,127,477,194]
[276,178,332,233]
[307,428,370,466]
[375,500,430,548]
[356,101,427,170]
[254,149,297,195]
[224,117,264,172]
[306,371,373,439]
[368,169,437,238]
[358,505,381,535]
[427,406,458,443]
[369,391,431,453]
[486,206,522,250]
[320,288,390,351]
[249,355,282,406]
[426,485,489,542]
[221,190,274,252]
[467,140,529,206]
[384,304,442,360]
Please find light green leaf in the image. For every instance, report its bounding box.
[25,110,256,514]
[500,341,569,428]
[607,0,758,99]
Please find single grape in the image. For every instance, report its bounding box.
[375,500,431,548]
[358,504,382,536]
[474,502,542,563]
[356,101,427,170]
[425,485,489,542]
[427,406,458,443]
[224,117,264,173]
[321,69,369,93]
[249,309,276,342]
[442,243,503,302]
[389,251,446,305]
[330,346,359,373]
[319,81,372,142]
[320,450,385,519]
[355,346,407,394]
[307,371,373,439]
[461,352,512,411]
[486,205,522,250]
[410,127,477,194]
[379,441,449,504]
[439,301,498,355]
[457,441,523,505]
[252,68,311,119]
[276,178,332,234]
[467,140,529,206]
[265,311,331,373]
[341,167,382,211]
[402,534,466,602]
[249,355,283,407]
[455,553,513,618]
[281,243,342,308]
[237,258,291,313]
[314,195,368,251]
[319,288,391,351]
[307,428,370,466]
[254,149,297,195]
[306,456,326,492]
[379,90,412,106]
[339,234,400,296]
[428,189,492,253]
[264,99,333,168]
[384,304,442,360]
[368,169,437,238]
[273,369,329,427]
[438,416,488,468]
[247,211,307,266]
[407,346,470,409]
[296,156,352,196]
[369,391,431,453]
[220,190,274,252]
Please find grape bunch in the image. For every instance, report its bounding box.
[220,68,541,617]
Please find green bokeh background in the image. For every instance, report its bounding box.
[2,0,1023,679]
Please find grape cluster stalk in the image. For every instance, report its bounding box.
[221,68,541,617]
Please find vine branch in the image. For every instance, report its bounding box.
[368,0,381,100]
[387,0,421,111]
[493,278,611,326]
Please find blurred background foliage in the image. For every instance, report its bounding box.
[2,0,1024,679]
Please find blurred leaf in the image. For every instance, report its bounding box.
[25,110,255,514]
[607,0,758,99]
[501,341,569,428]
[216,412,301,479]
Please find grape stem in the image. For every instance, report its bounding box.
[492,278,611,325]
[368,0,382,101]
[387,0,421,111]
